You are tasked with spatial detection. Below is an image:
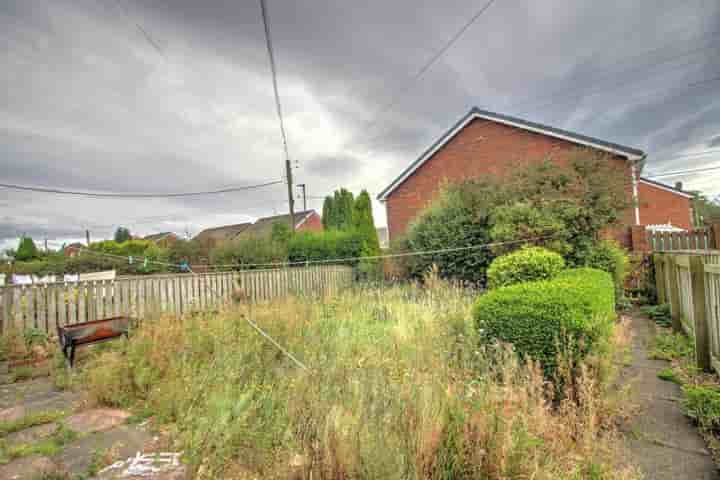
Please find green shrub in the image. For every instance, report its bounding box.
[682,385,720,431]
[287,230,365,265]
[486,247,565,289]
[211,237,288,269]
[581,240,628,300]
[473,268,615,376]
[641,304,672,327]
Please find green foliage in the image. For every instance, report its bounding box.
[403,153,630,284]
[114,226,132,243]
[486,247,565,289]
[649,331,693,361]
[474,268,616,375]
[352,190,380,253]
[211,237,288,269]
[287,230,365,265]
[0,410,66,438]
[404,181,499,284]
[682,385,720,431]
[641,304,672,328]
[692,192,720,226]
[15,236,39,261]
[322,188,356,231]
[657,367,682,384]
[581,240,628,300]
[270,222,292,244]
[165,239,203,265]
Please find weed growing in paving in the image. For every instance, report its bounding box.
[682,385,720,431]
[657,367,682,384]
[649,331,693,361]
[0,422,77,464]
[0,410,66,438]
[640,304,672,328]
[81,280,638,479]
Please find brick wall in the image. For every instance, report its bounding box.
[297,211,323,232]
[637,181,692,229]
[385,117,633,240]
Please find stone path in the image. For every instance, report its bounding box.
[0,375,185,479]
[622,311,719,479]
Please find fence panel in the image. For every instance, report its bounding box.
[649,228,715,252]
[0,265,353,335]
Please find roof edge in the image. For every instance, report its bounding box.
[639,177,695,198]
[377,107,645,201]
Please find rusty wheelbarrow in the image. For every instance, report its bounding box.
[57,316,134,367]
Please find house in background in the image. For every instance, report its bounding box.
[377,107,694,246]
[142,232,179,248]
[234,210,322,240]
[193,210,323,249]
[63,242,84,257]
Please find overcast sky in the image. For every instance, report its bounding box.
[2,0,720,252]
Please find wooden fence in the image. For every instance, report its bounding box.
[648,228,716,252]
[0,266,354,335]
[654,251,720,373]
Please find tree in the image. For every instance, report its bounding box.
[403,152,631,284]
[15,236,40,261]
[114,227,132,243]
[321,188,355,230]
[271,221,292,244]
[353,190,380,252]
[692,192,720,226]
[322,196,335,230]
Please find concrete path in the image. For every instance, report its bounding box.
[622,312,719,479]
[0,375,186,479]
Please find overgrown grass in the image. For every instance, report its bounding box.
[79,278,638,479]
[649,331,693,361]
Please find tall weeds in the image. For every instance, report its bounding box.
[82,279,638,479]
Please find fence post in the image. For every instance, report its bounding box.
[711,223,720,250]
[664,255,682,333]
[654,254,667,304]
[690,255,712,372]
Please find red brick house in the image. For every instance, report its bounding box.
[194,210,323,249]
[142,232,179,248]
[377,108,693,244]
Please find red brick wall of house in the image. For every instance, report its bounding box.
[385,118,634,241]
[297,212,323,232]
[637,182,692,229]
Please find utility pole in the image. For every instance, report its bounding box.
[296,183,307,212]
[259,0,294,231]
[44,238,48,253]
[86,229,91,245]
[286,159,295,229]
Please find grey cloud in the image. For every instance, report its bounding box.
[2,0,720,244]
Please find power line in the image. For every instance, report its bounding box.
[509,44,719,114]
[657,148,720,161]
[357,0,497,137]
[0,180,283,198]
[646,164,720,179]
[210,235,557,270]
[258,0,296,229]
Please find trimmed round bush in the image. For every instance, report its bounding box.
[486,247,565,289]
[474,268,615,376]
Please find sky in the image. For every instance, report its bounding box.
[1,0,720,252]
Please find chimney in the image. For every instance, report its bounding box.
[675,181,683,191]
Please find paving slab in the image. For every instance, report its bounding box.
[622,311,720,479]
[65,408,132,434]
[0,454,60,480]
[4,422,58,445]
[54,425,155,476]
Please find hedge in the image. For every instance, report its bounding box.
[486,247,565,289]
[473,268,615,376]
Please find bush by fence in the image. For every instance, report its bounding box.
[474,267,615,376]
